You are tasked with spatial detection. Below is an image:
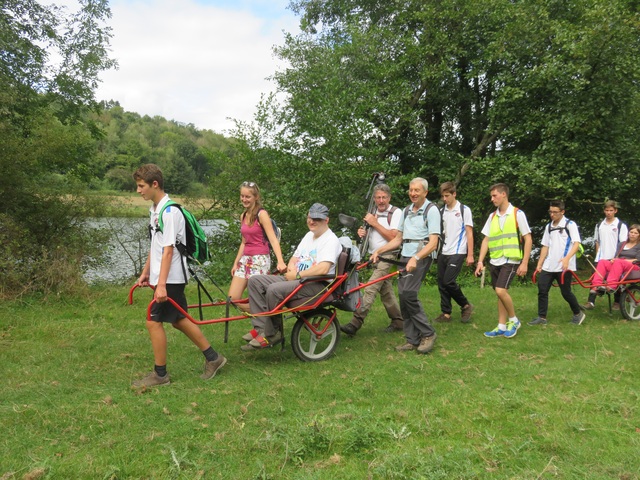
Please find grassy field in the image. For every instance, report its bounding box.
[86,191,217,218]
[1,282,639,479]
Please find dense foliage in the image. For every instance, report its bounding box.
[216,0,640,241]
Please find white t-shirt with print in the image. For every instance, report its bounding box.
[541,217,581,272]
[293,228,342,276]
[149,195,188,285]
[442,201,473,256]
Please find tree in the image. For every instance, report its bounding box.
[0,0,116,296]
[240,0,640,229]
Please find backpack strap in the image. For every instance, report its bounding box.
[380,205,398,226]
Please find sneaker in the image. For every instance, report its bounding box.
[417,333,437,354]
[504,319,521,338]
[433,313,451,323]
[528,317,548,326]
[484,327,505,338]
[612,302,620,311]
[201,355,227,380]
[460,304,474,323]
[340,323,358,336]
[395,342,417,352]
[242,329,262,342]
[383,324,403,333]
[581,302,595,311]
[571,312,585,325]
[132,371,170,388]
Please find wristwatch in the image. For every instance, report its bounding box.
[414,255,421,261]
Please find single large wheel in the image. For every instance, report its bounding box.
[620,285,640,321]
[291,309,340,362]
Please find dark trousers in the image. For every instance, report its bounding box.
[437,254,470,314]
[537,270,581,318]
[398,256,436,345]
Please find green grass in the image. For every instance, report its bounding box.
[1,283,639,479]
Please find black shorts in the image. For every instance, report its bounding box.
[150,284,188,323]
[488,263,519,290]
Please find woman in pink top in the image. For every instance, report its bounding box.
[228,182,286,323]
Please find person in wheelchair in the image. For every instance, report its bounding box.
[586,224,640,300]
[242,203,342,351]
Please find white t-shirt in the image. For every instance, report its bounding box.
[594,219,628,261]
[441,201,473,256]
[481,204,531,266]
[293,228,342,276]
[149,195,188,285]
[368,205,402,253]
[541,217,581,272]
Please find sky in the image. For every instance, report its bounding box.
[92,0,300,133]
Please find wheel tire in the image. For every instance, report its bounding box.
[291,309,340,362]
[620,285,640,321]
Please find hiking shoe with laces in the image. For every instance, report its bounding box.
[504,319,521,338]
[433,313,451,323]
[528,317,548,326]
[395,342,417,352]
[460,304,474,323]
[383,324,403,333]
[417,333,437,354]
[340,323,358,336]
[581,302,595,311]
[132,371,170,389]
[571,312,586,325]
[201,355,227,380]
[484,327,505,338]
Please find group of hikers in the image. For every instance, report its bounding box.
[130,163,637,388]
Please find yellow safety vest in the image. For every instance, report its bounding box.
[488,208,522,260]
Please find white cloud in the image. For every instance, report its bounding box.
[95,0,298,133]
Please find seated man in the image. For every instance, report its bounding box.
[242,203,342,350]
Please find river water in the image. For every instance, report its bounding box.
[83,218,226,284]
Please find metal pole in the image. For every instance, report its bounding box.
[359,172,386,257]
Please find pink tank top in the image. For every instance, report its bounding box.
[242,212,269,256]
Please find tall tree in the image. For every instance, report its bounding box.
[242,0,640,227]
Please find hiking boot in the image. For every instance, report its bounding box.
[571,312,586,325]
[460,304,474,323]
[417,333,437,354]
[433,313,451,323]
[132,371,170,389]
[528,317,548,326]
[201,355,227,380]
[340,323,358,336]
[504,319,521,338]
[383,324,403,333]
[612,302,620,311]
[484,327,505,338]
[581,302,595,311]
[395,342,417,352]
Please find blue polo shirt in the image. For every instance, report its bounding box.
[399,201,441,257]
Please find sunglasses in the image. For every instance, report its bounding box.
[241,181,256,187]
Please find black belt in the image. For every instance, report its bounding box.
[402,239,424,244]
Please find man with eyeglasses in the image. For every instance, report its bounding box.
[242,203,342,350]
[530,200,585,326]
[340,183,404,337]
[370,178,440,355]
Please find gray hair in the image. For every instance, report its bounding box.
[373,184,392,195]
[409,177,429,191]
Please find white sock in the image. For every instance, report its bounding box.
[509,316,519,323]
[498,324,507,331]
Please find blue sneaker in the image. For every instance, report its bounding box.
[484,327,505,338]
[504,319,521,338]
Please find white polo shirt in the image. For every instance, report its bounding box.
[594,219,628,261]
[368,205,402,253]
[149,195,188,285]
[441,201,473,256]
[541,217,581,272]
